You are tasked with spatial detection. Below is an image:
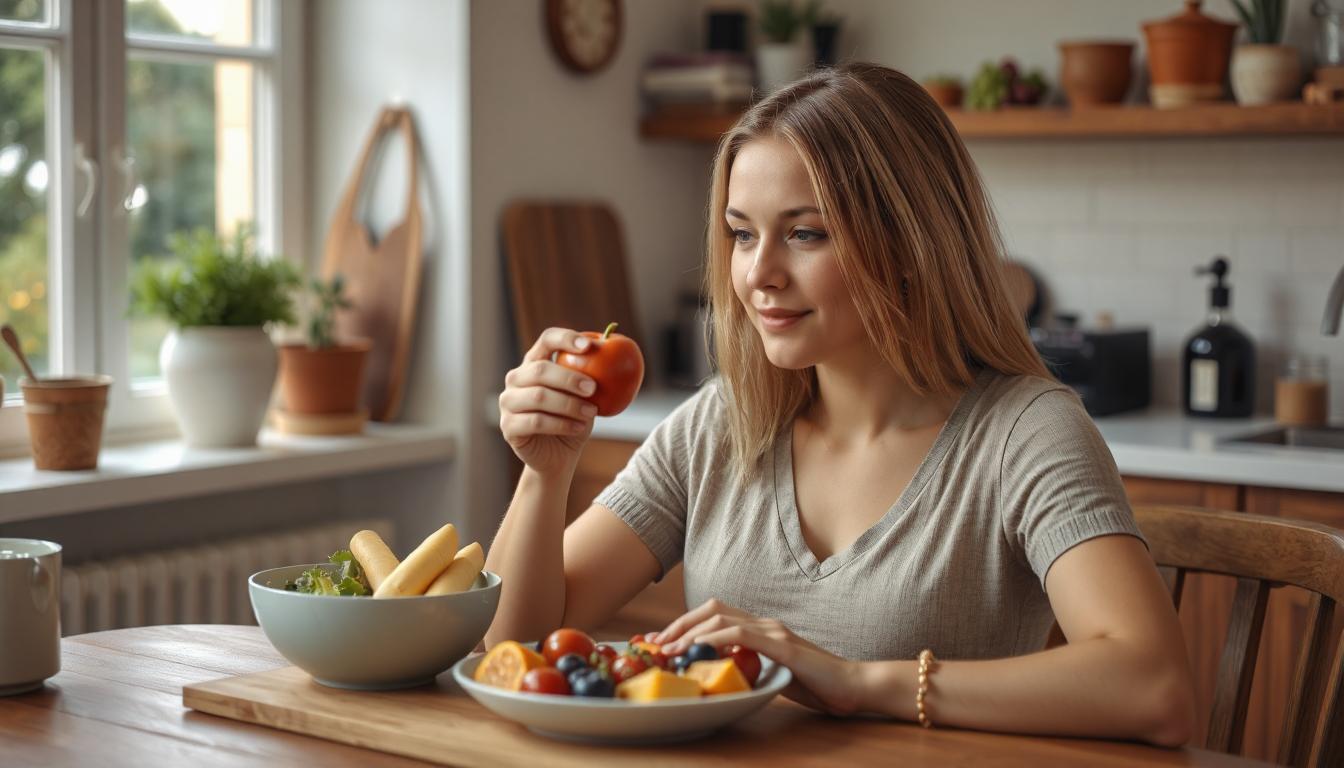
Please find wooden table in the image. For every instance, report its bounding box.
[1,625,1271,767]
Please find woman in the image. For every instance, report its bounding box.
[486,63,1196,746]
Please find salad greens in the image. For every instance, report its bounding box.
[284,550,370,596]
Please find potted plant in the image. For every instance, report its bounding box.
[1230,0,1301,104]
[131,226,298,448]
[756,0,814,93]
[275,274,370,422]
[921,75,964,109]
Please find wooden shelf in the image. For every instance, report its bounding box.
[640,101,1344,142]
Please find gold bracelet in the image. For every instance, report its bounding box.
[916,649,936,728]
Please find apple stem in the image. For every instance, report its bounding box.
[602,322,618,340]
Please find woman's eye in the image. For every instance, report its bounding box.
[733,229,754,244]
[792,228,826,243]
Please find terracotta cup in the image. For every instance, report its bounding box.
[922,81,964,109]
[21,376,113,471]
[277,340,370,415]
[1060,41,1135,106]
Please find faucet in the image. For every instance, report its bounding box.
[1327,264,1344,335]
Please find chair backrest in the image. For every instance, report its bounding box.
[500,200,643,358]
[1134,505,1344,768]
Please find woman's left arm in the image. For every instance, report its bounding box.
[657,533,1197,747]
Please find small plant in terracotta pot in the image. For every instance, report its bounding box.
[277,274,370,417]
[1229,0,1302,105]
[922,75,964,109]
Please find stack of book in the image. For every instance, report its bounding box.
[641,52,754,106]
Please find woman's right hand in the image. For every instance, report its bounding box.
[499,327,600,476]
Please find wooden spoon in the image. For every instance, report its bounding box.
[1,323,39,382]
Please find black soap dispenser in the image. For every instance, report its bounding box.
[1182,256,1255,417]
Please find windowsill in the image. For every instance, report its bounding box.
[0,423,457,524]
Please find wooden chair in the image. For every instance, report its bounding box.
[1134,505,1344,767]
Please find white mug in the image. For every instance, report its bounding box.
[0,538,61,695]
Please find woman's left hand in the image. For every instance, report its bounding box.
[655,599,866,716]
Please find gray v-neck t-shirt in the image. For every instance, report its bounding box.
[593,369,1145,662]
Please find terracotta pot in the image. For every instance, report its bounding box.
[1059,41,1135,106]
[1231,44,1302,105]
[1142,0,1237,108]
[20,375,112,471]
[277,340,370,415]
[922,81,963,109]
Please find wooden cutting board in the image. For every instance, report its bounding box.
[321,106,424,422]
[501,201,642,357]
[182,665,779,767]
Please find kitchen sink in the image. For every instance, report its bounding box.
[1223,426,1344,451]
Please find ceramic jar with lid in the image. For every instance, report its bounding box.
[1142,0,1238,107]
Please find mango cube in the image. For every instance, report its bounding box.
[615,668,703,702]
[684,659,751,695]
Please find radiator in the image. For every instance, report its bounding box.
[59,518,394,636]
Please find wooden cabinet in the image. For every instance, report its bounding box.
[572,439,1343,761]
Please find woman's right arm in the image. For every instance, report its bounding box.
[483,328,661,647]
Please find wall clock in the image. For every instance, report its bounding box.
[545,0,622,74]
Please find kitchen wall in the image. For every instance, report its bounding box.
[780,0,1344,420]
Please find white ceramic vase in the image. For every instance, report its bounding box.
[755,41,813,94]
[1231,44,1302,105]
[160,326,277,448]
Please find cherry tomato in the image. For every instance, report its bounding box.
[643,650,670,670]
[723,644,762,685]
[543,628,596,666]
[610,654,649,683]
[554,322,645,416]
[521,667,571,696]
[628,634,646,646]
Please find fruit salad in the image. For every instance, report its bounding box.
[473,628,764,702]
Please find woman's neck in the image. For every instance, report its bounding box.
[805,344,964,444]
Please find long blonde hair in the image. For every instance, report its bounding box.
[706,62,1053,471]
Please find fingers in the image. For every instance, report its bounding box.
[505,359,596,400]
[660,614,735,655]
[673,623,795,666]
[523,327,592,363]
[653,598,744,646]
[499,385,597,422]
[500,410,590,441]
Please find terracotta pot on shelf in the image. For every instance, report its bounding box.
[276,339,370,416]
[922,81,964,109]
[1059,41,1135,106]
[21,375,113,471]
[1142,0,1238,108]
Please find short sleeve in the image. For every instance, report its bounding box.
[999,389,1147,588]
[593,383,722,581]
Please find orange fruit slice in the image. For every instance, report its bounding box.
[473,641,547,690]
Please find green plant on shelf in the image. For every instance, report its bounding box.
[759,0,820,44]
[1230,0,1287,44]
[303,274,353,349]
[130,224,299,328]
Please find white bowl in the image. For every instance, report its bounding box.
[249,564,500,690]
[452,641,791,744]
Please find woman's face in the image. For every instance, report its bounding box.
[727,136,867,371]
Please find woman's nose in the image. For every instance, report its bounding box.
[745,235,789,292]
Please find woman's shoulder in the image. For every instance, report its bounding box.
[970,370,1089,434]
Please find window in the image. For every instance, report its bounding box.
[0,0,300,448]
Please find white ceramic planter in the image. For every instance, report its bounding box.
[160,326,277,448]
[755,42,812,94]
[1231,44,1301,105]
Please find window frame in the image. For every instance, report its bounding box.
[0,0,305,453]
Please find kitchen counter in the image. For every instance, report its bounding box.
[591,388,1343,494]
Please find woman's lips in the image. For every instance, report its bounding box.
[757,309,810,331]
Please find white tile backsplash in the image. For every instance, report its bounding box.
[971,141,1344,421]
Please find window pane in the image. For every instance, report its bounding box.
[127,57,254,382]
[127,0,254,47]
[0,47,49,393]
[0,0,48,24]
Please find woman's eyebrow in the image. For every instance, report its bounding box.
[725,205,820,221]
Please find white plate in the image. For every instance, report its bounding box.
[451,642,792,744]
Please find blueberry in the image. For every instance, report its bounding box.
[567,667,597,688]
[534,639,545,654]
[670,654,692,673]
[571,672,615,698]
[686,643,718,663]
[555,653,588,677]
